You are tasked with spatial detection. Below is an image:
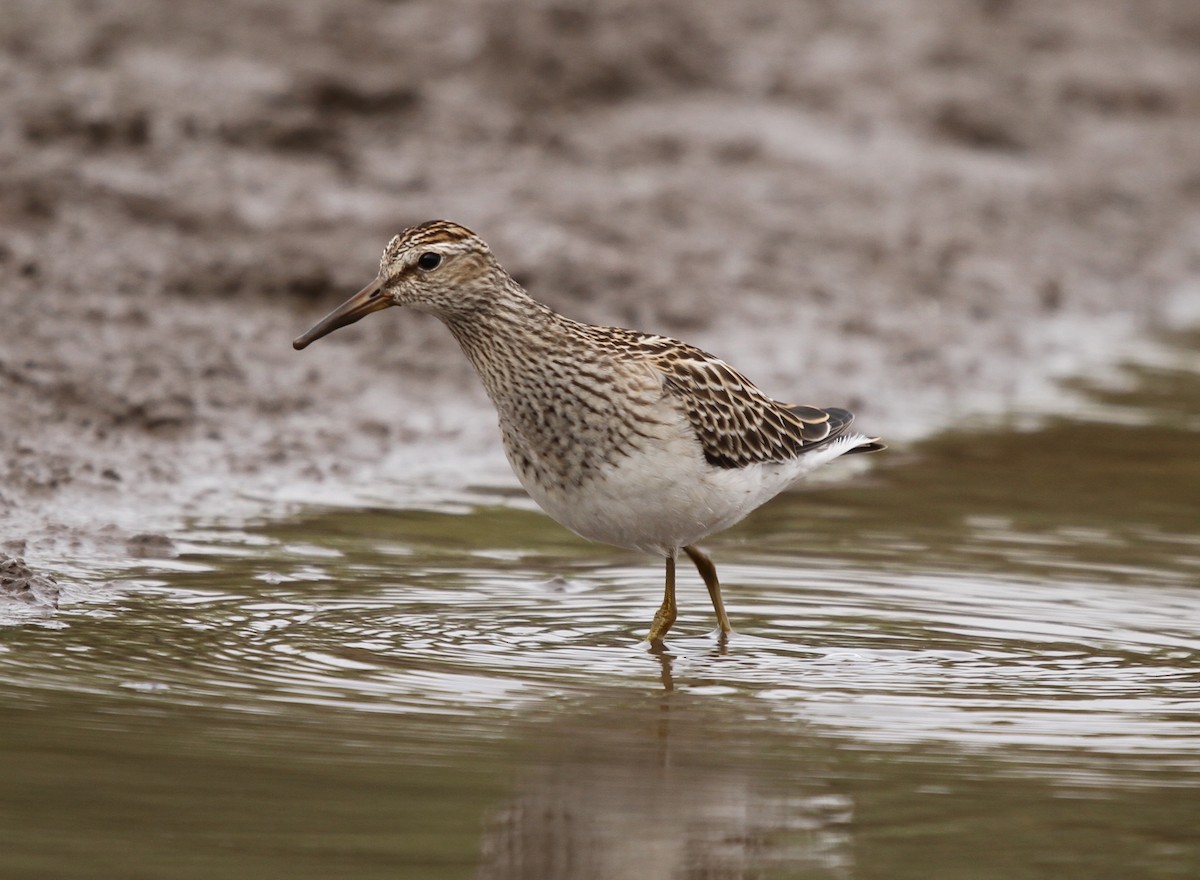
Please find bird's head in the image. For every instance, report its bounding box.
[292,220,502,350]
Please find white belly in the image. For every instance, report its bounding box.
[506,408,870,556]
[515,440,748,554]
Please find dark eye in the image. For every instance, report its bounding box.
[417,252,441,271]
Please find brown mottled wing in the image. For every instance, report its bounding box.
[626,334,859,469]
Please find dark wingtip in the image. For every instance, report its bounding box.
[292,336,309,351]
[846,438,886,454]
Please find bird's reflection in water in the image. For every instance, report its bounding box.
[475,654,853,880]
[653,639,677,692]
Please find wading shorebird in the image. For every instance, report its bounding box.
[294,221,883,644]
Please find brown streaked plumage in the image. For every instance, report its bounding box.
[294,220,883,644]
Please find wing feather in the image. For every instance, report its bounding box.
[616,333,862,469]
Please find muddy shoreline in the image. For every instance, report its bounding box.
[3,0,1200,569]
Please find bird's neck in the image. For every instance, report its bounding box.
[441,283,568,403]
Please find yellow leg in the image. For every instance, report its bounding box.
[646,553,678,644]
[684,545,731,636]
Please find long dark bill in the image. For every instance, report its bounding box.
[292,276,391,350]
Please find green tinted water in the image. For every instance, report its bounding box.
[2,339,1198,879]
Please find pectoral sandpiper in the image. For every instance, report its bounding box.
[294,221,883,644]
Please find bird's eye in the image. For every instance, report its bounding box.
[417,252,442,271]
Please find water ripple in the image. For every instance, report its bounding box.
[5,525,1197,791]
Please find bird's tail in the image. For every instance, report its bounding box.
[788,405,885,454]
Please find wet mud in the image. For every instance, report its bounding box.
[2,0,1200,563]
[0,554,59,608]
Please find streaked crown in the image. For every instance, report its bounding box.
[378,220,516,319]
[379,220,485,274]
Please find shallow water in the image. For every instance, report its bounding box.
[3,338,1200,879]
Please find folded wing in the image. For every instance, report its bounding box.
[626,334,874,469]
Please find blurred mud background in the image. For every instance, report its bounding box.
[3,0,1200,564]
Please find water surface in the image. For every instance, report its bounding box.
[2,339,1199,879]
